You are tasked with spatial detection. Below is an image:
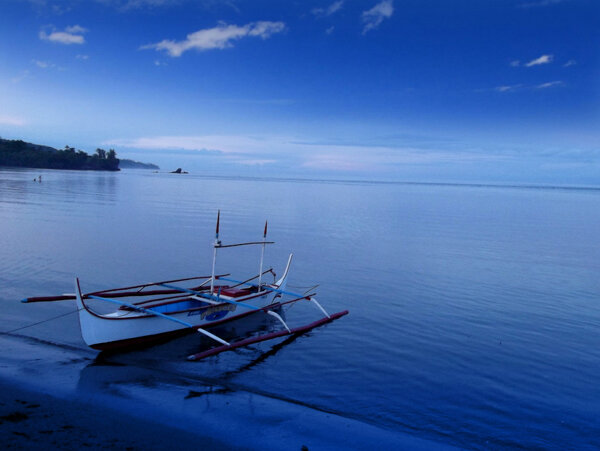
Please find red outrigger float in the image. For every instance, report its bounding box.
[22,212,349,360]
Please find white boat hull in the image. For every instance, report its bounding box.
[74,254,293,350]
[75,291,277,350]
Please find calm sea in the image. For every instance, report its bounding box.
[1,167,599,450]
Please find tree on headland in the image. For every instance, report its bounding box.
[95,148,106,159]
[92,148,119,170]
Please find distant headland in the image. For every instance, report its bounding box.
[118,159,160,170]
[0,138,159,171]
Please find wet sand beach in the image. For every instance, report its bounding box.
[0,332,452,450]
[0,379,234,450]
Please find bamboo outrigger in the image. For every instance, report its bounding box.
[21,212,348,360]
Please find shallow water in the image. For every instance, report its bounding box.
[1,167,599,450]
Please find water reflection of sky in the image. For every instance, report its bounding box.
[1,168,600,450]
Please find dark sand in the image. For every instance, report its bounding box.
[0,332,454,450]
[0,379,236,450]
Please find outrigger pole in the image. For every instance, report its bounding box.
[188,310,348,361]
[154,280,348,361]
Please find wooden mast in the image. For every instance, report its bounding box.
[210,210,220,294]
[258,220,267,292]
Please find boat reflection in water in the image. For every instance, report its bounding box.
[76,306,297,397]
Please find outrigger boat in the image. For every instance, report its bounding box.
[21,212,348,360]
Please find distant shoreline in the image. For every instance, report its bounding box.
[0,138,158,171]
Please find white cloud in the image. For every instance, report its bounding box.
[491,81,565,92]
[121,0,175,6]
[141,21,285,57]
[105,133,500,173]
[232,158,277,166]
[510,60,520,67]
[0,115,26,126]
[31,59,65,71]
[11,70,31,84]
[39,25,87,45]
[299,144,500,171]
[65,25,87,34]
[105,135,257,154]
[362,0,394,34]
[312,1,344,17]
[97,0,180,9]
[563,59,576,67]
[525,54,553,67]
[518,0,563,8]
[536,80,564,89]
[247,21,285,38]
[495,84,522,92]
[220,97,294,106]
[32,59,52,68]
[24,0,72,14]
[76,54,90,60]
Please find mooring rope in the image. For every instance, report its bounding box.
[0,308,82,335]
[287,284,319,293]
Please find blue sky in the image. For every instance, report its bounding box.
[0,0,598,184]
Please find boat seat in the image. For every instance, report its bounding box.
[216,287,255,298]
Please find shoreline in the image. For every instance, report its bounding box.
[0,332,456,450]
[0,377,234,450]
